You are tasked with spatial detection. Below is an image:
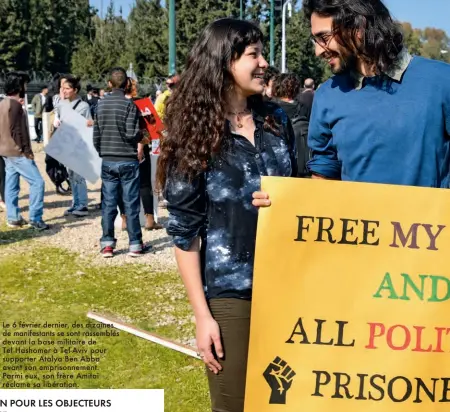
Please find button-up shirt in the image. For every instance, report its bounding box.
[165,101,297,300]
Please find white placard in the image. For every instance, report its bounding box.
[45,107,101,184]
[0,389,164,411]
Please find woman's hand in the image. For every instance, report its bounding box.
[86,119,94,127]
[252,191,271,208]
[196,315,224,374]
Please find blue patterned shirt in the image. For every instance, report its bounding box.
[165,101,297,300]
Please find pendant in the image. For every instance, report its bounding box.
[237,114,243,128]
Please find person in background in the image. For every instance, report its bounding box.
[0,73,48,230]
[123,78,163,231]
[272,73,301,120]
[60,75,93,218]
[272,73,311,177]
[94,67,147,258]
[158,18,296,412]
[31,86,48,143]
[154,74,179,120]
[83,84,94,103]
[296,77,315,122]
[0,156,5,211]
[154,89,162,103]
[262,66,279,100]
[99,89,106,99]
[89,88,100,118]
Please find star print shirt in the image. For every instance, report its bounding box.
[165,101,297,300]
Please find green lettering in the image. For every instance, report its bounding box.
[373,273,399,299]
[399,274,427,301]
[428,276,450,303]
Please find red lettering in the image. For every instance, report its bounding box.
[434,327,450,353]
[366,323,385,349]
[386,325,411,351]
[412,326,432,352]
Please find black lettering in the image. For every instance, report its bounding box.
[295,216,315,242]
[361,220,380,246]
[388,376,412,402]
[316,217,336,243]
[313,319,334,345]
[335,321,356,347]
[440,378,450,402]
[285,318,310,344]
[414,378,438,403]
[338,219,359,245]
[331,372,354,399]
[355,374,369,400]
[369,375,386,401]
[311,370,331,397]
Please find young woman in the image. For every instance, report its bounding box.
[157,19,297,412]
[60,75,93,217]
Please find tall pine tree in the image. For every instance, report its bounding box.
[124,0,168,78]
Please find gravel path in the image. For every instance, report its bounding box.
[1,145,177,270]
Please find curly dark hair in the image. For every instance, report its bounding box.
[272,73,301,100]
[302,0,404,75]
[156,18,264,189]
[263,66,280,86]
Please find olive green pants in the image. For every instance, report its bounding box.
[206,298,252,412]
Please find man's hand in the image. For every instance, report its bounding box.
[252,191,271,208]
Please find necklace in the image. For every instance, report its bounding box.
[227,108,251,128]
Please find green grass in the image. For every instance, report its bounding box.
[0,231,210,412]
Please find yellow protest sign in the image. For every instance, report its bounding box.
[245,177,450,411]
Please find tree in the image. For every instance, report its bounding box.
[175,0,240,69]
[124,0,168,78]
[71,2,128,80]
[421,27,450,62]
[0,0,32,71]
[401,22,422,56]
[285,6,326,83]
[0,0,93,73]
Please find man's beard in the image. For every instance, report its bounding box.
[330,52,358,75]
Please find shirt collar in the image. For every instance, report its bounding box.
[351,48,412,90]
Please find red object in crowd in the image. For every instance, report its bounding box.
[134,98,165,154]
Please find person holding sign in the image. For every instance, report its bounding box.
[60,76,93,217]
[253,0,450,209]
[157,19,297,412]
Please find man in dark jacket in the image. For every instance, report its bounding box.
[0,73,49,230]
[272,73,311,177]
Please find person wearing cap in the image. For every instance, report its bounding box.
[154,74,179,120]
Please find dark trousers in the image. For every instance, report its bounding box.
[34,117,43,142]
[140,144,154,215]
[100,160,142,250]
[0,156,5,202]
[206,298,251,412]
[116,145,153,216]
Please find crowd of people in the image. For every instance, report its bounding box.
[1,0,450,410]
[0,69,165,255]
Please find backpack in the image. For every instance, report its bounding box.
[45,154,71,195]
[290,112,312,177]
